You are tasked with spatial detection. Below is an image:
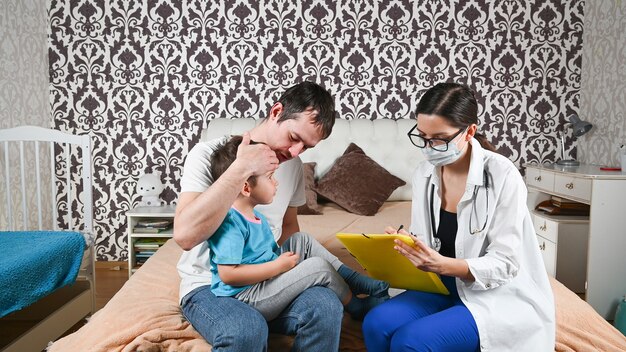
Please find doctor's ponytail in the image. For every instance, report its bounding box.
[473,132,497,153]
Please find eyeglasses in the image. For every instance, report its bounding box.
[407,125,466,152]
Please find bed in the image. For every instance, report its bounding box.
[0,126,96,352]
[48,209,626,352]
[49,118,626,351]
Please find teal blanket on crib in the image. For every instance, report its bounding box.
[0,231,86,317]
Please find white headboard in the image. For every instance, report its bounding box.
[201,118,423,201]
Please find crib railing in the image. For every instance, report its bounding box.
[0,126,93,235]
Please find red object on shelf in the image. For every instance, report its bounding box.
[599,167,622,171]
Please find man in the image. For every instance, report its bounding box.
[175,82,388,351]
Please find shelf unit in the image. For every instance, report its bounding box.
[525,163,626,319]
[126,205,176,277]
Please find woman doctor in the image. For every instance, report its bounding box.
[362,83,555,351]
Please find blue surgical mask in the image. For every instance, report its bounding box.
[421,136,467,167]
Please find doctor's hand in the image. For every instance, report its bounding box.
[384,226,410,235]
[393,233,450,275]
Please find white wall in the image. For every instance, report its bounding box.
[0,0,49,128]
[0,0,51,229]
[578,0,626,165]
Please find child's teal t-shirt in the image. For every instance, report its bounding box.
[208,207,279,297]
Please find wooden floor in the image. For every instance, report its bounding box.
[94,261,129,310]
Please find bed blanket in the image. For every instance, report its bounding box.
[0,231,85,317]
[50,236,626,351]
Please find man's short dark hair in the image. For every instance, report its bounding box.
[210,135,257,186]
[274,81,336,139]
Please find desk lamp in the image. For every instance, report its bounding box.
[556,114,593,167]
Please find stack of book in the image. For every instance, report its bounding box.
[134,238,169,266]
[535,196,590,216]
[133,219,173,233]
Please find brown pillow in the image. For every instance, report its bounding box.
[297,162,323,215]
[314,143,406,216]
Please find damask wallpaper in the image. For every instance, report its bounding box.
[47,0,584,260]
[0,0,51,229]
[578,0,625,166]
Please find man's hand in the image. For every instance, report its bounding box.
[275,251,299,273]
[236,132,279,176]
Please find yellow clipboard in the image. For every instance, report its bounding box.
[336,233,449,295]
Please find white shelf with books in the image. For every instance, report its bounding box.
[127,205,176,277]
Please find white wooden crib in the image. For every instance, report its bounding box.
[0,125,95,352]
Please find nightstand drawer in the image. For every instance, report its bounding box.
[532,212,589,293]
[532,213,558,243]
[537,234,556,277]
[526,168,555,192]
[554,175,591,202]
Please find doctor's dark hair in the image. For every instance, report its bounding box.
[270,81,336,139]
[210,135,257,186]
[416,83,497,153]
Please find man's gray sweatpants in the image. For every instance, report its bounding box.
[235,232,350,321]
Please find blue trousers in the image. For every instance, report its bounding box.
[363,276,479,352]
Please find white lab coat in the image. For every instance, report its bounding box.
[409,139,555,351]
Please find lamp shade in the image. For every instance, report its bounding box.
[568,114,593,137]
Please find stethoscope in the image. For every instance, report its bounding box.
[428,168,490,251]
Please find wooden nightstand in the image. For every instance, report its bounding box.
[126,205,176,277]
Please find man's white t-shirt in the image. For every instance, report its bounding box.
[177,136,306,302]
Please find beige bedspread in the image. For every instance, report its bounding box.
[49,202,626,351]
